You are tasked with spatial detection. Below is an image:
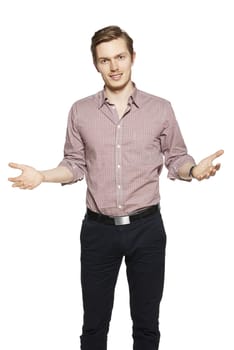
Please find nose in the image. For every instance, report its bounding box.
[110,59,118,72]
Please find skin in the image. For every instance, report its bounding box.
[95,38,136,117]
[95,38,135,93]
[8,37,224,189]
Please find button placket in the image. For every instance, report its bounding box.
[115,122,123,209]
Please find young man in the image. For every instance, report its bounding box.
[8,26,223,350]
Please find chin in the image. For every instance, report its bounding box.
[107,79,129,91]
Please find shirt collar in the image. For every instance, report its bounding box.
[97,83,140,109]
[130,85,140,108]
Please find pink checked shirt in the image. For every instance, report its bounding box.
[59,86,195,216]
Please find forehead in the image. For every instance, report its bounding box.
[96,37,129,58]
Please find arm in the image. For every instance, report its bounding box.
[160,102,196,180]
[160,102,224,181]
[8,163,73,190]
[9,103,86,190]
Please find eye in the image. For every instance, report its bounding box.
[118,55,125,60]
[99,58,108,64]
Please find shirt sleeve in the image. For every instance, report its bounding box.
[160,101,196,180]
[58,104,86,185]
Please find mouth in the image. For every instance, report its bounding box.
[109,73,122,81]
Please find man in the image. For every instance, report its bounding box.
[8,26,223,350]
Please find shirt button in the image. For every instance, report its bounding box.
[117,164,121,168]
[117,144,120,148]
[118,205,122,209]
[117,185,121,189]
[117,125,121,128]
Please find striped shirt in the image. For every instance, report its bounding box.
[59,86,195,216]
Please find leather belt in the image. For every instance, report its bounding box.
[86,204,159,226]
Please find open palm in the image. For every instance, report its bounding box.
[8,162,44,189]
[192,150,224,180]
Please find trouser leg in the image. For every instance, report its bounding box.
[125,211,166,350]
[80,217,122,350]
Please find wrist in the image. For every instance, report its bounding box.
[39,171,46,182]
[189,165,196,178]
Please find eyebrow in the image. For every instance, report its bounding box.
[97,52,128,60]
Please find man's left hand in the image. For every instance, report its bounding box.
[192,149,224,181]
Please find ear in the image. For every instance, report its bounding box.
[131,52,136,65]
[94,61,100,72]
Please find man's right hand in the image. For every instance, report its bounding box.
[8,163,45,190]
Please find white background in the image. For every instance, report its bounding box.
[0,0,233,349]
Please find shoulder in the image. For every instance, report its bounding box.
[136,89,172,108]
[135,89,173,115]
[71,91,100,111]
[67,91,102,123]
[135,89,176,126]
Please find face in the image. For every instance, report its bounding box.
[95,37,135,92]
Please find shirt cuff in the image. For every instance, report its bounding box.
[167,155,196,181]
[58,160,84,185]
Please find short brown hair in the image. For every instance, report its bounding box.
[91,25,134,64]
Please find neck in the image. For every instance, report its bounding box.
[105,81,134,105]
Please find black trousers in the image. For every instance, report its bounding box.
[80,208,166,350]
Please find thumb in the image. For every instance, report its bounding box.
[210,149,224,161]
[8,162,25,170]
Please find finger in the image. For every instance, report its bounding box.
[12,182,23,188]
[207,166,216,176]
[214,163,221,171]
[207,164,220,176]
[22,182,35,190]
[210,150,224,161]
[20,185,30,190]
[18,182,29,190]
[197,174,204,181]
[198,173,210,181]
[210,169,216,176]
[12,181,35,189]
[12,179,28,187]
[8,176,23,182]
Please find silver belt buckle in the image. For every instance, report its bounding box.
[114,215,130,225]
